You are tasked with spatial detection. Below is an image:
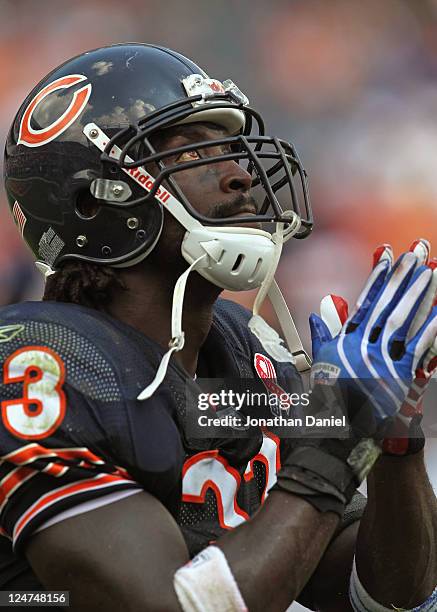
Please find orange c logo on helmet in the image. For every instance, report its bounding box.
[18,74,92,148]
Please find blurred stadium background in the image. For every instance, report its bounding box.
[1,1,437,608]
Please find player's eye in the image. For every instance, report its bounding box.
[175,150,200,163]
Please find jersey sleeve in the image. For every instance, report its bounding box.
[0,305,184,553]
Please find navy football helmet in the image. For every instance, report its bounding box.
[4,43,312,270]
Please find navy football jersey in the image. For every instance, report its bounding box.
[0,298,365,592]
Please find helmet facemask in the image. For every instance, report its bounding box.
[94,83,312,239]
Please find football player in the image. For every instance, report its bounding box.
[1,43,437,611]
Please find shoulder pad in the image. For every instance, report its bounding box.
[0,301,125,402]
[213,298,302,385]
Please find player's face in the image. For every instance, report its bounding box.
[146,123,260,276]
[154,123,258,224]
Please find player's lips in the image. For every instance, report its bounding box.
[209,198,259,223]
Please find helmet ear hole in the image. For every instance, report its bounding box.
[75,189,101,219]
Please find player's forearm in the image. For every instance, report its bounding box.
[356,451,437,608]
[217,490,339,612]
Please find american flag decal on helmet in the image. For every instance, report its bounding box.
[12,201,27,236]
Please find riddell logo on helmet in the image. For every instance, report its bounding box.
[124,166,171,204]
[18,74,92,147]
[89,125,173,206]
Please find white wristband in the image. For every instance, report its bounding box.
[174,545,247,612]
[350,559,437,612]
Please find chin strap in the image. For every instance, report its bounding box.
[252,221,285,316]
[138,217,310,400]
[268,280,312,372]
[248,220,312,372]
[137,254,206,400]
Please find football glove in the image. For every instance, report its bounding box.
[310,240,437,455]
[273,241,437,515]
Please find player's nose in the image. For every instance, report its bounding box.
[219,161,252,193]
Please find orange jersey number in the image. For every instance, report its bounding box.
[2,346,66,440]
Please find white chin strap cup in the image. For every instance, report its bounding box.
[138,219,311,401]
[181,226,276,292]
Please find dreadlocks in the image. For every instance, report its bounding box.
[43,261,126,311]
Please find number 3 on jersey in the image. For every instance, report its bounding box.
[1,346,66,439]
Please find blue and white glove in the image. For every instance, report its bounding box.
[273,241,437,516]
[309,244,437,424]
[310,240,437,454]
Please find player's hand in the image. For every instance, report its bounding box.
[273,240,437,515]
[309,239,437,454]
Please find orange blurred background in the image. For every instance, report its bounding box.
[2,0,437,338]
[1,3,437,608]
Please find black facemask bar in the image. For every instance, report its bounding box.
[98,93,313,239]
